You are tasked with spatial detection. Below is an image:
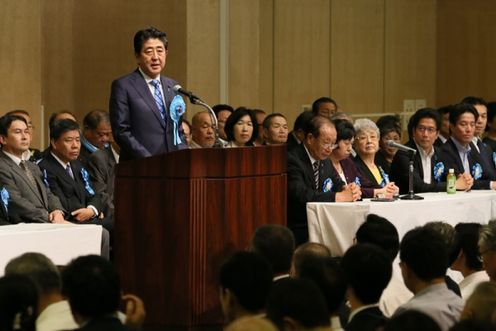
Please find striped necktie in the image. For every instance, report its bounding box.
[20,161,37,188]
[313,161,320,190]
[150,79,167,122]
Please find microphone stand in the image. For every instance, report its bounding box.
[187,96,227,148]
[400,151,424,200]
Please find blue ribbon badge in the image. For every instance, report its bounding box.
[322,178,333,193]
[354,177,361,187]
[472,163,483,180]
[1,187,9,213]
[80,168,95,196]
[433,162,445,183]
[169,95,186,146]
[379,166,389,187]
[493,152,496,168]
[42,169,50,189]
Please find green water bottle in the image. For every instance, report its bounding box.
[447,168,456,194]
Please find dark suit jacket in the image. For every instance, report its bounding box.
[287,144,344,244]
[440,138,493,190]
[286,131,301,152]
[346,306,387,331]
[471,139,496,180]
[38,152,112,229]
[337,157,376,198]
[390,140,447,194]
[353,155,387,188]
[109,69,187,161]
[0,150,64,223]
[86,148,116,217]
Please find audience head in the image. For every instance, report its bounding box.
[478,221,496,281]
[48,110,77,129]
[266,278,330,331]
[400,227,448,291]
[450,223,484,273]
[353,118,380,158]
[263,113,288,145]
[5,252,61,297]
[224,107,257,146]
[191,111,215,148]
[355,214,400,262]
[82,109,112,150]
[252,109,267,144]
[213,104,234,140]
[384,310,441,331]
[341,243,392,306]
[331,119,355,161]
[461,96,488,137]
[0,274,38,331]
[461,281,496,324]
[304,116,337,161]
[311,97,338,118]
[292,111,315,143]
[486,102,496,134]
[61,255,121,324]
[291,242,331,277]
[0,114,30,157]
[436,105,454,139]
[219,251,273,323]
[424,221,455,256]
[377,116,402,161]
[249,225,295,276]
[449,103,478,146]
[49,119,81,163]
[407,108,441,152]
[6,110,34,141]
[133,27,167,79]
[181,119,192,146]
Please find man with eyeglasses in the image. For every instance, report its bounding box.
[287,115,361,246]
[390,108,473,194]
[441,103,496,190]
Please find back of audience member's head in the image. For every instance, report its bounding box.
[249,225,295,276]
[219,251,273,319]
[0,274,38,331]
[450,319,495,331]
[384,310,441,331]
[5,252,61,296]
[461,282,496,324]
[341,243,392,305]
[355,214,400,262]
[61,255,120,320]
[266,278,330,331]
[424,221,455,257]
[297,256,347,315]
[400,227,448,282]
[293,111,315,134]
[291,242,331,276]
[450,223,484,272]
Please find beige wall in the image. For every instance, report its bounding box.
[0,0,495,148]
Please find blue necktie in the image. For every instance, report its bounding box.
[150,79,167,122]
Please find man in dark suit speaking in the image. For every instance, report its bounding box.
[109,27,187,161]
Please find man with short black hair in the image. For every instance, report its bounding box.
[341,244,391,331]
[395,227,463,331]
[213,104,233,141]
[312,97,338,118]
[263,113,289,145]
[249,225,295,281]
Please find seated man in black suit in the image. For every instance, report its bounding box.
[440,103,496,190]
[0,114,66,224]
[342,244,391,331]
[288,115,361,245]
[38,119,113,231]
[390,108,473,194]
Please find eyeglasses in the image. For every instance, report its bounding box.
[416,126,437,134]
[318,140,338,150]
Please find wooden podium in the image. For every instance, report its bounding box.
[114,145,287,331]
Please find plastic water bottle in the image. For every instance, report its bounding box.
[447,168,456,194]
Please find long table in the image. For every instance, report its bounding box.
[0,223,102,276]
[308,190,496,257]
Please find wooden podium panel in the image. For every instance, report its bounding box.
[114,146,287,331]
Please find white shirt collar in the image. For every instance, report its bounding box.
[2,150,23,166]
[50,151,71,169]
[303,143,318,166]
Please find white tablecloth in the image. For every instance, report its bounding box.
[0,223,102,276]
[308,190,496,257]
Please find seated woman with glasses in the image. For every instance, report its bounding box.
[352,118,399,198]
[224,107,258,147]
[375,115,402,174]
[330,119,398,198]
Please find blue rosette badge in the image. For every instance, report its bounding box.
[472,163,483,180]
[354,177,361,187]
[42,169,50,189]
[169,95,186,146]
[322,178,333,193]
[81,168,95,196]
[433,162,445,182]
[493,152,496,168]
[379,167,389,187]
[1,187,9,213]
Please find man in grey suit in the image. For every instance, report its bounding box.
[109,26,188,161]
[0,115,66,223]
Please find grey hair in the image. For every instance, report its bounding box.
[353,118,380,136]
[479,220,496,251]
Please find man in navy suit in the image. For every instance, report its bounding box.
[109,27,187,161]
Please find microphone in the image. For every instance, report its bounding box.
[387,140,417,154]
[173,85,201,103]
